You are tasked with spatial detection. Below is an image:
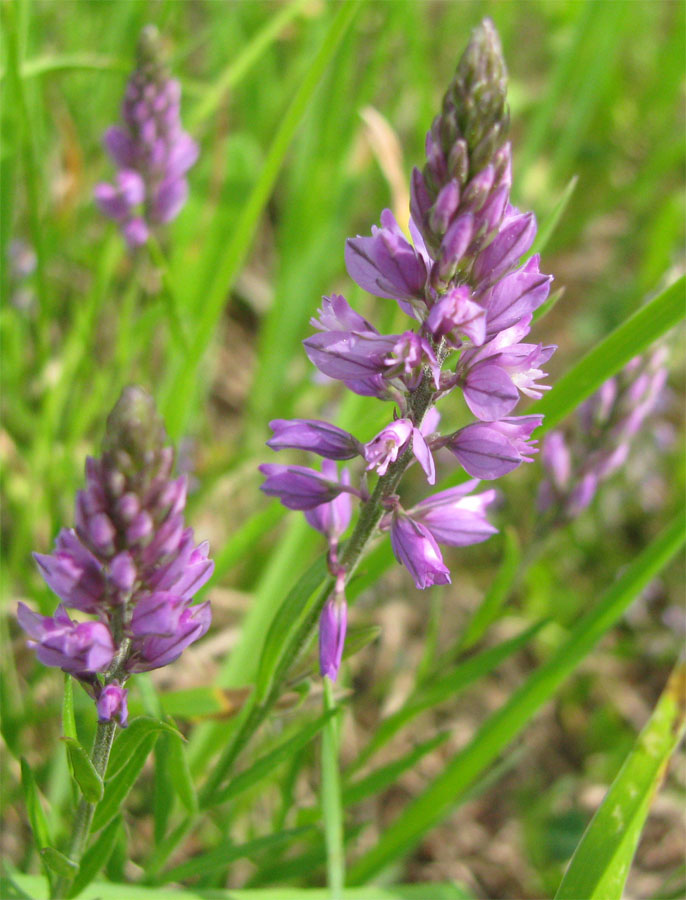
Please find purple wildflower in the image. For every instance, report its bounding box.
[260,19,554,668]
[539,349,670,519]
[95,26,198,247]
[19,387,213,726]
[319,593,347,682]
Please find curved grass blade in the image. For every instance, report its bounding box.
[162,1,361,439]
[189,0,311,130]
[350,621,545,774]
[348,511,685,883]
[555,660,686,900]
[204,709,338,809]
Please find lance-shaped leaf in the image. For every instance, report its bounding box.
[92,732,158,832]
[555,661,686,900]
[40,847,78,879]
[68,816,121,898]
[62,738,103,804]
[106,716,182,779]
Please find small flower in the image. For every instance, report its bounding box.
[97,682,129,727]
[304,461,353,540]
[267,419,361,460]
[17,603,115,675]
[259,463,354,510]
[363,418,435,484]
[424,286,487,347]
[345,209,430,317]
[319,594,347,681]
[410,480,497,546]
[447,415,542,479]
[390,512,451,590]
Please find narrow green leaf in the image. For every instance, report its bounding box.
[555,661,686,900]
[68,816,121,899]
[189,0,310,129]
[348,512,685,882]
[62,738,103,804]
[162,1,361,439]
[62,675,76,741]
[20,757,51,850]
[534,277,685,433]
[106,717,182,780]
[39,847,78,879]
[255,553,331,703]
[166,731,197,814]
[322,680,345,898]
[92,733,158,832]
[342,624,382,661]
[458,528,521,652]
[530,175,578,258]
[344,732,451,808]
[205,709,338,809]
[351,621,544,773]
[153,736,175,845]
[159,827,313,884]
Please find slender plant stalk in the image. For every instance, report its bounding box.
[50,719,116,899]
[322,679,344,898]
[152,364,443,876]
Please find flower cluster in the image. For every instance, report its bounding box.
[538,348,669,520]
[18,387,213,726]
[260,20,554,681]
[94,26,198,248]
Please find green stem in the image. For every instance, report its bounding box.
[151,363,444,877]
[322,679,344,898]
[51,719,116,899]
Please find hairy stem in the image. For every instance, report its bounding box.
[51,719,116,899]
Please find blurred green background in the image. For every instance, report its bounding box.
[2,1,684,897]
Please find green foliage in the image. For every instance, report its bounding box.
[5,1,684,897]
[555,662,686,900]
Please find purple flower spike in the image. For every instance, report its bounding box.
[97,682,129,727]
[260,19,556,637]
[390,513,451,590]
[95,27,197,247]
[17,603,115,675]
[345,209,430,317]
[268,419,362,460]
[319,595,347,681]
[21,387,213,725]
[259,463,353,510]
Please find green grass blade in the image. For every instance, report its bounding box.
[20,757,51,850]
[189,0,310,130]
[530,175,578,259]
[204,709,338,809]
[159,827,314,884]
[348,511,685,883]
[162,1,361,439]
[67,817,121,899]
[535,276,685,433]
[351,621,545,774]
[458,527,521,652]
[322,680,345,898]
[555,661,686,900]
[344,732,451,808]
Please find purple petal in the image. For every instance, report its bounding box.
[267,419,361,460]
[462,363,519,421]
[411,427,435,484]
